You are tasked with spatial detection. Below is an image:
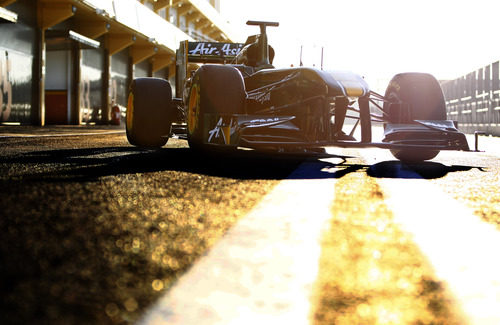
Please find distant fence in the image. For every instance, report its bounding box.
[441,61,500,136]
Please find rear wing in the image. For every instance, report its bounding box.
[175,40,244,97]
[184,41,244,63]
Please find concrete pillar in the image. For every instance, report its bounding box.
[70,42,81,125]
[32,10,45,126]
[102,47,111,123]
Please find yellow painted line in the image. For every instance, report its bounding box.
[138,160,341,324]
[311,170,464,324]
[381,179,500,324]
[359,148,500,324]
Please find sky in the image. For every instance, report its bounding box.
[220,0,500,91]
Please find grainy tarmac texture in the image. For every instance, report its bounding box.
[0,134,296,324]
[1,130,499,324]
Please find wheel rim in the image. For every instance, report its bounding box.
[126,92,134,134]
[187,84,200,135]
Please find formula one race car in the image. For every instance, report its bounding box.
[126,20,470,162]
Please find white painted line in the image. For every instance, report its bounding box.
[360,150,500,325]
[138,161,338,325]
[0,130,125,139]
[382,179,500,325]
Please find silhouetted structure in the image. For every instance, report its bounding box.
[441,61,500,136]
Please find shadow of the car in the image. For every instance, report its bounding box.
[366,160,484,179]
[2,145,483,182]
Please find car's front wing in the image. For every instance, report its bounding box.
[185,113,471,152]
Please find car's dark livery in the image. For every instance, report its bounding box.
[126,21,470,162]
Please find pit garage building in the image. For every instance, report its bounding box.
[0,0,237,125]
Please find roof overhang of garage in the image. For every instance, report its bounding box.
[45,29,100,50]
[0,6,17,23]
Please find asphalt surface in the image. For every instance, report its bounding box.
[1,125,499,324]
[0,126,301,324]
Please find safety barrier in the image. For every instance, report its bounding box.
[441,61,500,136]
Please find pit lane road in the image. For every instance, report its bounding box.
[0,128,499,324]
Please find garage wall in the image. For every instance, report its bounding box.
[45,50,70,124]
[134,60,149,78]
[81,48,104,123]
[0,0,35,124]
[110,48,129,108]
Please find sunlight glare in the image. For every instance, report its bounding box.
[221,0,500,90]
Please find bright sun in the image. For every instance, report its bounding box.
[220,0,500,91]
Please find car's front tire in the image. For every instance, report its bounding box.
[186,65,246,150]
[383,73,446,162]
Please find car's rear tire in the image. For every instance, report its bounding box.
[187,65,246,150]
[126,78,173,148]
[383,73,446,162]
